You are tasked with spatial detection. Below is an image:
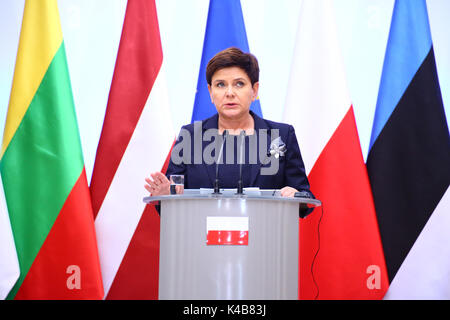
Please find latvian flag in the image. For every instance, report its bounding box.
[283,0,389,299]
[367,0,450,299]
[90,0,174,299]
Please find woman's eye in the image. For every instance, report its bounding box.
[235,81,244,87]
[216,82,225,88]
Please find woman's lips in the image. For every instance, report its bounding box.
[224,103,238,108]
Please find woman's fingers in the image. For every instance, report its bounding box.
[280,186,298,197]
[146,172,170,196]
[145,174,159,194]
[153,172,169,185]
[175,185,183,194]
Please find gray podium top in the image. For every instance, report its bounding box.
[144,189,321,300]
[143,188,321,208]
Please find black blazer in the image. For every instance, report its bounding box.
[166,111,314,217]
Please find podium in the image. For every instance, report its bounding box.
[144,190,321,300]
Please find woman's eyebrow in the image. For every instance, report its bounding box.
[212,77,246,83]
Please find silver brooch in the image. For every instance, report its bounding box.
[269,137,286,159]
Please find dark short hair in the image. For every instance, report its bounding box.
[206,47,259,86]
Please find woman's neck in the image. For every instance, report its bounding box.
[218,113,255,135]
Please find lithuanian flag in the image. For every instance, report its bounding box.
[0,0,103,299]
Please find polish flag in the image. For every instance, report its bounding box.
[206,217,249,246]
[283,0,389,299]
[90,0,174,299]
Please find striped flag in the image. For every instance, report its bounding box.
[283,0,388,299]
[0,175,19,299]
[0,0,103,299]
[367,0,450,299]
[206,216,249,246]
[90,0,174,299]
[191,0,262,122]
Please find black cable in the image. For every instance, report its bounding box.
[310,203,324,300]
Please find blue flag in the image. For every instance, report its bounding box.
[367,0,450,285]
[191,0,262,123]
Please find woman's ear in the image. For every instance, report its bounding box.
[252,82,260,101]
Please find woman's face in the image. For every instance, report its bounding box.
[208,66,259,121]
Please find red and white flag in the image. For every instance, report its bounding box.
[90,0,174,299]
[206,217,249,246]
[283,0,388,299]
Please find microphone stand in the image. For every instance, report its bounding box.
[236,130,246,195]
[213,130,228,194]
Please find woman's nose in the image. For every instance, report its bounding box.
[225,85,235,96]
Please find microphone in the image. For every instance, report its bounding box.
[214,130,228,194]
[236,130,246,195]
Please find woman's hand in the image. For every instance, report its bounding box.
[144,172,170,196]
[280,186,298,197]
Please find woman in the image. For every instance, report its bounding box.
[145,47,313,209]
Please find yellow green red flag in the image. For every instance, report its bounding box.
[0,0,103,299]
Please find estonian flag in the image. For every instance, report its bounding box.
[191,0,262,123]
[367,0,450,299]
[284,0,388,299]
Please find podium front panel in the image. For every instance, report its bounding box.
[159,197,299,300]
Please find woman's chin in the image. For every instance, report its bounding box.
[219,108,246,120]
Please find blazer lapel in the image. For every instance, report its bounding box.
[204,143,218,188]
[200,114,220,188]
[249,112,271,186]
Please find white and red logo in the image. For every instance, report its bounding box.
[206,217,249,246]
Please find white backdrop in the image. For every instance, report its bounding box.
[1,0,449,183]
